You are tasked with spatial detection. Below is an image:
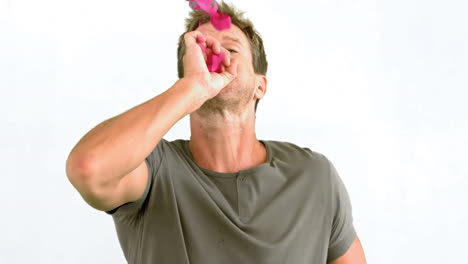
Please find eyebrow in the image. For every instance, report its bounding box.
[222,36,242,45]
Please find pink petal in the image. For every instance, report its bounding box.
[197,41,225,73]
[186,0,218,15]
[189,0,232,72]
[207,52,226,73]
[211,12,232,30]
[186,0,232,31]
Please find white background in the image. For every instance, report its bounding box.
[1,0,467,263]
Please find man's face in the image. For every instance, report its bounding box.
[195,22,259,115]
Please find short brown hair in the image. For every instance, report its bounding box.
[177,1,268,112]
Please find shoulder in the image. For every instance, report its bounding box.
[265,139,326,163]
[264,139,331,178]
[149,138,194,165]
[161,138,189,156]
[150,138,184,156]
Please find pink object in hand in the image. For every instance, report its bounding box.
[187,0,232,72]
[210,12,231,30]
[197,40,226,73]
[186,0,231,30]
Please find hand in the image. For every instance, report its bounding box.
[181,30,238,110]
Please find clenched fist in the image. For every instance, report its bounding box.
[181,30,239,113]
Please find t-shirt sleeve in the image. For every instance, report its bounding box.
[324,155,357,262]
[104,138,167,217]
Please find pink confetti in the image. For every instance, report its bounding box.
[186,0,232,72]
[187,0,231,30]
[210,12,231,31]
[197,38,226,73]
[187,0,217,15]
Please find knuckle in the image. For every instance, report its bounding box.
[184,31,197,40]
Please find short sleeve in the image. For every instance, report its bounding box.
[324,155,357,262]
[105,138,167,217]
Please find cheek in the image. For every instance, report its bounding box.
[230,54,255,83]
[233,71,256,90]
[234,58,254,77]
[233,68,250,84]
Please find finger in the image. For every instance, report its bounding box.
[183,31,210,74]
[185,31,207,58]
[226,58,238,76]
[191,32,211,62]
[220,47,231,67]
[184,30,205,46]
[196,32,206,44]
[188,31,211,63]
[205,35,221,54]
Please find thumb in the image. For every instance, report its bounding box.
[210,60,239,90]
[220,59,239,84]
[226,58,238,77]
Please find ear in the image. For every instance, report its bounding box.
[254,75,267,100]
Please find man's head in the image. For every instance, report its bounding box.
[177,1,268,114]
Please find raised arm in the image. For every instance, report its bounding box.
[65,31,238,211]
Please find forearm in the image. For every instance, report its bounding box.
[67,78,195,188]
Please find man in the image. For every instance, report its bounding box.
[66,2,367,263]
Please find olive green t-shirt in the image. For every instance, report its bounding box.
[106,138,357,263]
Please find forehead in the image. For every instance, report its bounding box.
[196,22,249,48]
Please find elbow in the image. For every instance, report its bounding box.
[65,154,116,211]
[66,154,100,200]
[66,153,96,186]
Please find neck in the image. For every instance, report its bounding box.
[188,110,266,173]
